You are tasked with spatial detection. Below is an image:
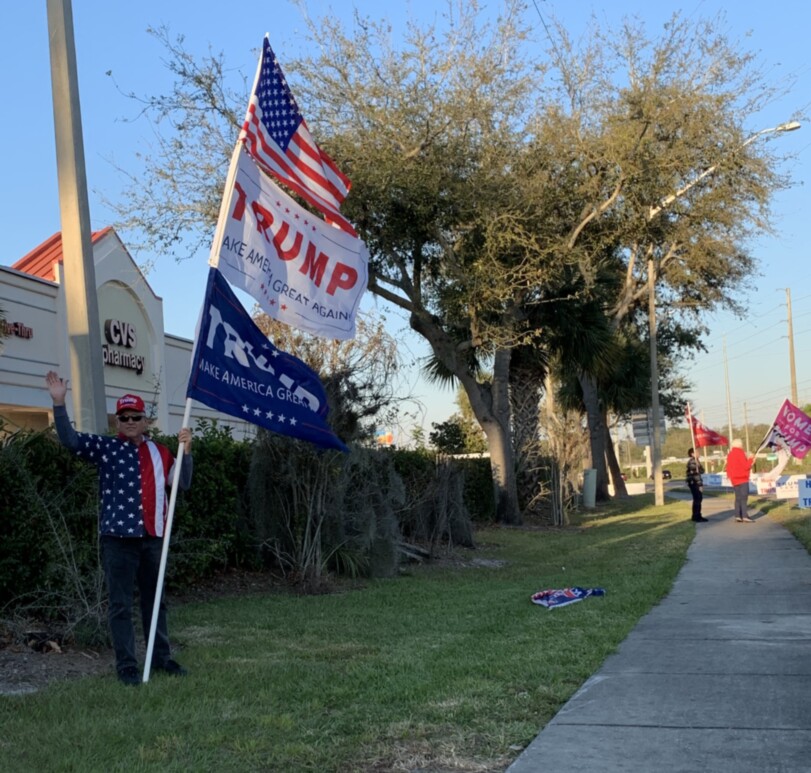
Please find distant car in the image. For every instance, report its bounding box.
[650,470,673,480]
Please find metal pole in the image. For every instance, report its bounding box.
[723,336,734,445]
[46,0,107,432]
[648,257,664,506]
[743,401,750,453]
[786,288,799,406]
[143,398,193,683]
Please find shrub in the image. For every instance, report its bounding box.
[153,420,254,586]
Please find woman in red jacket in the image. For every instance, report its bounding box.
[726,439,755,523]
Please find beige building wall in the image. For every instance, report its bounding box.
[1,229,254,439]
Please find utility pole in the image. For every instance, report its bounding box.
[700,411,709,470]
[46,0,108,432]
[786,288,799,406]
[743,402,750,453]
[723,336,734,444]
[648,256,664,506]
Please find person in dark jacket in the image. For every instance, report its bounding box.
[726,438,756,523]
[45,371,193,685]
[685,448,707,522]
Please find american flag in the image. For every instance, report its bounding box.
[73,432,175,537]
[531,587,606,608]
[239,37,354,235]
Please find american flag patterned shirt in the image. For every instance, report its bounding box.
[53,406,191,538]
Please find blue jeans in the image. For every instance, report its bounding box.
[733,482,750,519]
[101,536,172,673]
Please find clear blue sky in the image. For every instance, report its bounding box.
[2,1,810,441]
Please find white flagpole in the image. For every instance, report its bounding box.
[143,42,268,683]
[686,402,697,453]
[208,40,264,269]
[143,396,193,683]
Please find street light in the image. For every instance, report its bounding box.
[648,121,801,219]
[645,119,800,506]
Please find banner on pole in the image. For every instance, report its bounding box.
[187,268,348,452]
[685,411,728,448]
[760,399,811,460]
[210,148,367,341]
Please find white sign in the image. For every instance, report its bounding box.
[703,473,725,488]
[775,474,809,500]
[798,479,811,509]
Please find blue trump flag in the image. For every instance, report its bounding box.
[187,268,348,452]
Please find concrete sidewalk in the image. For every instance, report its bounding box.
[507,494,811,773]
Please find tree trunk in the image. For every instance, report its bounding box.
[472,347,521,525]
[603,420,628,497]
[409,314,521,525]
[510,364,544,517]
[578,372,610,502]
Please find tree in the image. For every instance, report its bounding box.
[110,6,799,520]
[253,310,401,444]
[520,11,801,500]
[429,420,466,455]
[266,2,561,524]
[112,5,553,524]
[429,387,488,455]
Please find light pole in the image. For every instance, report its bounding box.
[47,0,108,432]
[723,335,734,444]
[645,120,800,506]
[786,287,799,406]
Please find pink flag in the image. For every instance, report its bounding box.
[760,399,811,459]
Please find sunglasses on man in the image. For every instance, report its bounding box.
[118,414,145,423]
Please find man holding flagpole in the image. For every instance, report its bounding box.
[685,448,708,522]
[45,371,194,685]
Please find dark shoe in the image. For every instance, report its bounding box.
[153,659,188,676]
[692,517,709,522]
[117,666,140,686]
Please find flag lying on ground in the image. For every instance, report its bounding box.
[210,147,368,341]
[685,410,728,447]
[239,36,354,235]
[759,399,811,459]
[187,267,348,452]
[531,587,606,609]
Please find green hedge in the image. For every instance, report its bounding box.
[0,423,498,624]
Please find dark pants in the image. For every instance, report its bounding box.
[101,535,171,674]
[733,482,750,519]
[688,483,703,519]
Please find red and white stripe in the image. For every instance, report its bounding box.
[240,105,356,236]
[139,440,174,537]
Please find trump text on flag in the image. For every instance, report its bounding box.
[767,399,811,459]
[187,268,348,452]
[212,149,367,341]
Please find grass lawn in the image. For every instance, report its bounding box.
[753,495,811,551]
[0,497,699,773]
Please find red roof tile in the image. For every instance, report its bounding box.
[12,227,113,281]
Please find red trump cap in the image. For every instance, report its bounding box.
[115,394,146,415]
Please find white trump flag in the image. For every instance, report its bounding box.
[210,146,368,340]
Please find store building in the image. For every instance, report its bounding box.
[0,227,253,438]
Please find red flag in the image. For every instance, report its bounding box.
[686,412,728,447]
[239,36,355,235]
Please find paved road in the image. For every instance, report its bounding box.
[507,494,811,772]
